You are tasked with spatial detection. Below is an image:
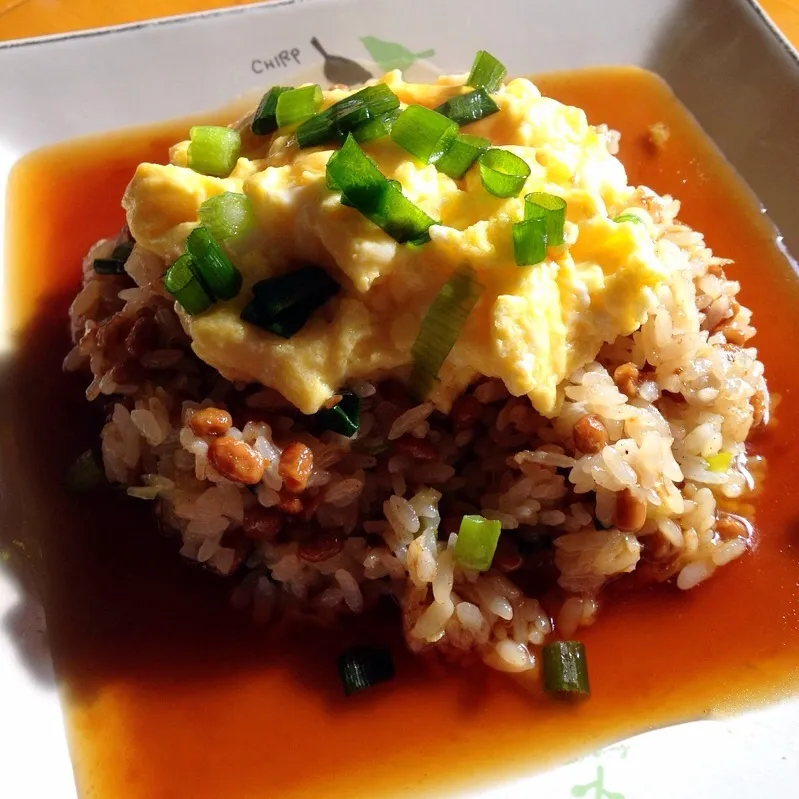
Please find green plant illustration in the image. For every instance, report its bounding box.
[571,765,625,799]
[360,36,435,72]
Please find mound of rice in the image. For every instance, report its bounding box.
[65,180,767,677]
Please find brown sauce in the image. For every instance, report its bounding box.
[4,66,799,799]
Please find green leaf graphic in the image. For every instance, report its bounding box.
[570,765,625,799]
[360,36,435,72]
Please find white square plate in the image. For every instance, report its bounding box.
[1,1,798,797]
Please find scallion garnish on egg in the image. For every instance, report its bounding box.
[478,148,530,198]
[409,264,483,398]
[275,84,323,127]
[390,105,459,165]
[326,135,436,244]
[296,83,400,148]
[466,50,508,93]
[163,253,214,315]
[251,86,291,135]
[435,134,490,180]
[512,217,548,266]
[198,192,255,241]
[187,126,241,178]
[352,108,401,144]
[435,87,499,127]
[524,192,566,246]
[240,265,340,339]
[185,226,243,301]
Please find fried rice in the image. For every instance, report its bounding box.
[64,181,767,676]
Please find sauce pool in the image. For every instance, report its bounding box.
[4,67,799,799]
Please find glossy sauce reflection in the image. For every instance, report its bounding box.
[5,67,799,799]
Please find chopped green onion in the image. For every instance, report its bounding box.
[373,181,437,245]
[275,84,323,127]
[524,192,566,246]
[184,227,242,301]
[453,514,502,572]
[187,126,241,178]
[112,240,134,262]
[327,135,435,244]
[466,50,507,93]
[297,84,400,148]
[613,212,645,225]
[251,86,291,135]
[93,241,134,275]
[241,265,340,339]
[478,149,530,198]
[434,133,490,179]
[409,265,483,398]
[316,390,362,437]
[66,450,105,493]
[542,641,590,696]
[198,192,255,241]
[435,88,499,127]
[512,217,548,266]
[706,451,733,472]
[352,109,401,143]
[164,253,214,315]
[390,105,458,165]
[327,134,386,202]
[337,646,395,696]
[93,258,126,275]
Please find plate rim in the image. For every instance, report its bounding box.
[0,0,796,71]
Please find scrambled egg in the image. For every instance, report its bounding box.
[122,71,666,416]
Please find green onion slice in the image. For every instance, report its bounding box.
[327,135,435,244]
[297,84,400,148]
[453,514,502,571]
[410,265,483,398]
[478,149,530,198]
[241,265,340,339]
[66,449,105,493]
[275,84,323,128]
[435,133,490,179]
[92,258,127,275]
[524,192,566,246]
[390,105,458,165]
[337,646,395,696]
[251,86,291,135]
[93,241,134,275]
[315,390,362,437]
[164,254,214,315]
[352,109,401,143]
[326,134,386,202]
[466,50,507,93]
[512,217,548,266]
[435,88,499,127]
[185,226,242,301]
[198,192,255,241]
[542,641,590,696]
[613,212,645,225]
[187,126,241,178]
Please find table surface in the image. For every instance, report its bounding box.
[0,0,797,45]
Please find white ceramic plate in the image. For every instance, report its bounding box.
[1,1,798,797]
